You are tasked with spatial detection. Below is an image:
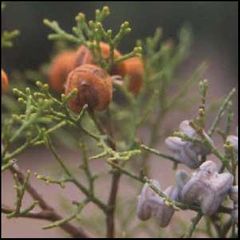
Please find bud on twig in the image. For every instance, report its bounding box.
[182,161,233,216]
[137,179,178,227]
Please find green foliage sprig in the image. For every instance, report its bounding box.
[1,3,20,48]
[1,30,20,48]
[43,6,142,70]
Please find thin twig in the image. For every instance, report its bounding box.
[140,144,179,163]
[47,138,107,211]
[183,213,203,238]
[208,88,236,137]
[6,165,89,238]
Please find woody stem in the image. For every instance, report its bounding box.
[89,111,121,238]
[106,170,121,238]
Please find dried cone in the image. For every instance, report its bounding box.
[117,57,144,95]
[65,64,112,113]
[48,50,77,93]
[1,69,9,93]
[74,43,144,95]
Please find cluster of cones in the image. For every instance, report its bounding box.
[48,42,144,112]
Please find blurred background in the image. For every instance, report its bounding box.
[1,1,238,238]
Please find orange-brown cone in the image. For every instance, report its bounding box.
[1,69,9,93]
[117,57,144,95]
[48,50,77,93]
[65,64,112,113]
